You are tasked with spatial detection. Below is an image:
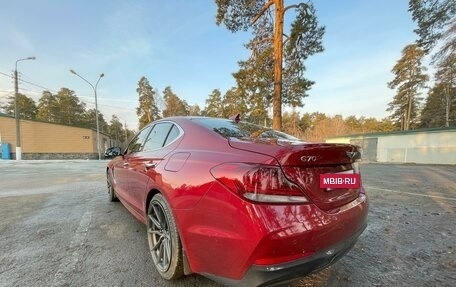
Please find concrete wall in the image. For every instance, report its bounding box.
[0,115,111,159]
[326,129,456,165]
[377,132,456,164]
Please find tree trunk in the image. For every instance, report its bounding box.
[405,93,412,130]
[405,66,416,131]
[272,0,284,130]
[401,113,405,131]
[445,84,450,127]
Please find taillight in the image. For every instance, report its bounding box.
[210,163,308,203]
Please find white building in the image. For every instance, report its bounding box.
[326,127,456,165]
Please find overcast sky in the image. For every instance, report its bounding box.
[0,0,418,130]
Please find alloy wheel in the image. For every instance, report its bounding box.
[147,200,172,273]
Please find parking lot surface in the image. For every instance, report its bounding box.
[0,160,455,287]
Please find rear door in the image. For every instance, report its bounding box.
[127,122,181,215]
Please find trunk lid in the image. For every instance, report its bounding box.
[228,138,361,211]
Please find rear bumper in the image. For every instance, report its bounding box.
[207,222,367,287]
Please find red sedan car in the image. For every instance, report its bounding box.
[106,116,368,286]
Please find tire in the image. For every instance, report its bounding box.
[147,193,184,280]
[107,170,118,202]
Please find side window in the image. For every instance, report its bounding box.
[126,126,152,155]
[164,124,180,146]
[142,123,173,152]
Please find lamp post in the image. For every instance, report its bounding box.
[14,56,36,160]
[70,70,104,160]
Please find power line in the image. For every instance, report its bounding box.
[2,70,137,104]
[19,78,58,93]
[1,70,58,93]
[0,71,12,79]
[1,70,137,113]
[20,80,55,93]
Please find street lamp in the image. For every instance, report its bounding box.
[70,69,104,160]
[14,56,36,160]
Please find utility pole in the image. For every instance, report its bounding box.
[14,56,36,160]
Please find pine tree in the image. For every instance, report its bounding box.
[203,89,224,117]
[54,88,86,126]
[387,44,429,130]
[80,108,107,130]
[162,87,189,117]
[409,0,456,55]
[108,115,126,146]
[215,0,324,130]
[232,49,272,125]
[188,104,202,116]
[136,77,160,129]
[36,91,59,122]
[2,93,37,120]
[434,53,456,127]
[420,83,451,127]
[222,87,248,119]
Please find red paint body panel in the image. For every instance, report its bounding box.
[107,117,369,285]
[175,182,367,279]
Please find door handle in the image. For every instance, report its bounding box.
[123,162,129,167]
[144,162,156,169]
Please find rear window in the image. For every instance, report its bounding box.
[194,118,299,140]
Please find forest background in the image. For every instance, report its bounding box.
[1,0,454,145]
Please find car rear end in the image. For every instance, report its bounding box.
[178,118,368,286]
[208,138,368,286]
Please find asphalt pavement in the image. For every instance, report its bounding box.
[0,160,454,287]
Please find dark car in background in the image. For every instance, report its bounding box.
[106,116,368,286]
[104,146,122,159]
